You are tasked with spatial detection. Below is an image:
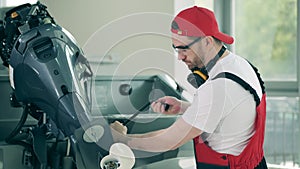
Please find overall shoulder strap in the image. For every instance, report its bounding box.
[212,61,265,107]
[247,62,266,94]
[212,72,260,106]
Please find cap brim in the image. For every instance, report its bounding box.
[214,32,234,44]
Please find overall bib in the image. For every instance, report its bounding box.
[194,65,268,169]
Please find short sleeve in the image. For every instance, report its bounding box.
[182,79,228,133]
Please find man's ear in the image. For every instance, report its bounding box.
[205,36,214,46]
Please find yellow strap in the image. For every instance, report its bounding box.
[193,70,208,80]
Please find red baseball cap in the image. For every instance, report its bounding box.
[171,6,234,44]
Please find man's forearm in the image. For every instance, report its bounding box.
[127,128,177,152]
[128,129,166,138]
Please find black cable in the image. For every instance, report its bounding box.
[5,104,29,143]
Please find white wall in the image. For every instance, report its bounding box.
[39,0,175,78]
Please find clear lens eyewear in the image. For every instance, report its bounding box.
[172,37,203,53]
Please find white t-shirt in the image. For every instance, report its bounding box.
[182,52,263,156]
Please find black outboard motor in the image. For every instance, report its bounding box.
[10,15,91,136]
[0,2,113,169]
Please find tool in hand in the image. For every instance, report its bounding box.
[123,101,170,126]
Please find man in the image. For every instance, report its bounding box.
[111,6,267,169]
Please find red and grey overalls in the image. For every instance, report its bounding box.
[193,65,268,169]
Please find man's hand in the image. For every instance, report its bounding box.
[110,121,129,143]
[151,96,181,115]
[110,121,127,135]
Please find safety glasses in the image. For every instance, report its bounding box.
[172,37,203,52]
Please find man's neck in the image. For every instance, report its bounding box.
[204,45,227,72]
